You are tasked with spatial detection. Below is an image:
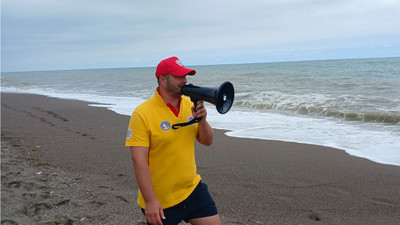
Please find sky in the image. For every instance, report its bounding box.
[1,0,400,72]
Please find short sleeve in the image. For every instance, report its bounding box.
[125,111,150,147]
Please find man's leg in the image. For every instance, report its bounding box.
[185,182,220,225]
[188,214,222,225]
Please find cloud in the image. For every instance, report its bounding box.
[2,0,400,71]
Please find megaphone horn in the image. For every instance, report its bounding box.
[181,81,235,114]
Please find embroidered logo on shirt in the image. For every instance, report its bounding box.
[187,116,194,122]
[160,121,171,131]
[126,128,132,139]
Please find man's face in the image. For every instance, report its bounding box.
[163,74,187,98]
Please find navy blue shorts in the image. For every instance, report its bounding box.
[141,181,218,225]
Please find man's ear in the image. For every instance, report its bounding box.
[159,74,170,84]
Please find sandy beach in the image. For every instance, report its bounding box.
[2,93,400,225]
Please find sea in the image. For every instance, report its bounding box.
[2,57,400,166]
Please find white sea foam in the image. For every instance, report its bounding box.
[3,86,400,166]
[206,108,400,166]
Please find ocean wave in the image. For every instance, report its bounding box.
[328,110,400,124]
[235,91,400,124]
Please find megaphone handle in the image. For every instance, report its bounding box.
[190,96,203,122]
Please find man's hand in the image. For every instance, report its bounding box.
[192,100,207,120]
[145,200,166,225]
[131,146,166,225]
[192,100,214,146]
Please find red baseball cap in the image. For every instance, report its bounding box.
[155,56,196,78]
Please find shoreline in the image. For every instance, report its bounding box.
[2,90,398,167]
[2,93,400,224]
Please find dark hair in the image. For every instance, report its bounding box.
[157,74,171,85]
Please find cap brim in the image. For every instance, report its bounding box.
[170,68,196,76]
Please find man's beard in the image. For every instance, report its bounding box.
[166,82,182,98]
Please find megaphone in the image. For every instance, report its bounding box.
[172,81,234,129]
[181,81,235,114]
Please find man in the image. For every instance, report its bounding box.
[126,56,221,225]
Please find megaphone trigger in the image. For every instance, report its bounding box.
[190,96,203,122]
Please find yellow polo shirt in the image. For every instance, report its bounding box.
[126,88,201,209]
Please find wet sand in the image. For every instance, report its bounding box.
[1,93,400,224]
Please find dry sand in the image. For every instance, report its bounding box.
[1,93,400,225]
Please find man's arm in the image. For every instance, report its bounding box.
[130,146,165,225]
[193,101,214,146]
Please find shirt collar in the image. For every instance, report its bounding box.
[155,87,181,117]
